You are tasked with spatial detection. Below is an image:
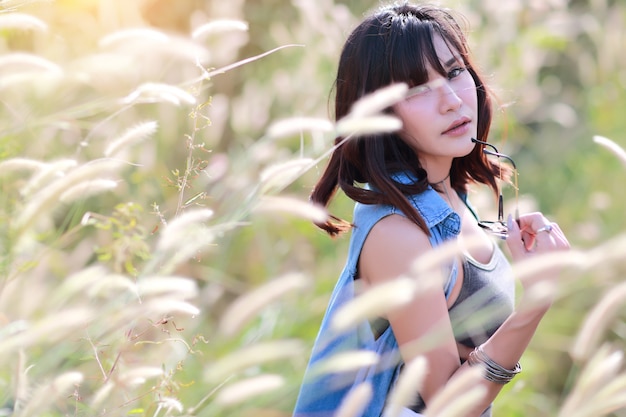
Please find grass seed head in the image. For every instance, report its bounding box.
[215,374,285,406]
[192,19,249,40]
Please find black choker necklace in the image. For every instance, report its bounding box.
[429,172,450,186]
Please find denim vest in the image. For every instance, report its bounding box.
[293,178,462,417]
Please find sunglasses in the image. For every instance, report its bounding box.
[471,138,519,239]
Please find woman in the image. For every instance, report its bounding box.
[293,2,569,417]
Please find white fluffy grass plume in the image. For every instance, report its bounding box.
[594,135,626,167]
[59,179,118,203]
[559,345,626,417]
[192,19,249,40]
[104,120,158,157]
[157,208,214,252]
[571,282,626,361]
[215,374,285,406]
[16,372,83,417]
[331,277,417,333]
[266,116,334,139]
[348,83,408,118]
[0,12,47,32]
[384,356,428,417]
[123,82,197,106]
[259,158,314,194]
[335,383,373,417]
[254,195,328,223]
[310,350,379,377]
[423,366,487,417]
[219,272,310,336]
[207,339,305,382]
[14,159,122,233]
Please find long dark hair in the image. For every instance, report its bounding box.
[311,2,502,236]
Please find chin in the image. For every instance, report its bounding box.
[457,135,477,157]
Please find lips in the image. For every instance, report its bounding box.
[442,117,471,135]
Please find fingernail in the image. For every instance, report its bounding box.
[507,214,513,229]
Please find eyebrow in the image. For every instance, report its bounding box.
[443,55,462,68]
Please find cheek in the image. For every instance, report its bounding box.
[458,76,478,106]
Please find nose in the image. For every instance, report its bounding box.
[438,80,463,113]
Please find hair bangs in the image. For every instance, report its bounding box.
[387,19,437,88]
[387,18,466,89]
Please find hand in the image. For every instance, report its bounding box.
[506,212,570,261]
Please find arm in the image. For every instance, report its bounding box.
[359,213,569,416]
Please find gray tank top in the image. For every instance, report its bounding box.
[449,244,515,347]
[406,244,515,416]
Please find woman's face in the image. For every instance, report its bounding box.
[393,34,478,173]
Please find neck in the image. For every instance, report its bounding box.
[430,172,458,213]
[429,171,450,187]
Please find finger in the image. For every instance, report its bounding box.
[533,222,570,251]
[517,212,550,234]
[521,230,536,251]
[505,214,527,258]
[544,223,570,250]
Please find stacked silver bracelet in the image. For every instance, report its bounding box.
[467,345,522,384]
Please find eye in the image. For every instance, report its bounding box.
[447,67,466,80]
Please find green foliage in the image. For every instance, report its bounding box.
[0,0,625,416]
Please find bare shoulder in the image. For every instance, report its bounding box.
[359,213,432,285]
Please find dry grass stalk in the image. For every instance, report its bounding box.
[0,52,62,74]
[594,135,626,167]
[559,345,626,417]
[135,275,198,299]
[200,44,304,79]
[14,159,122,233]
[0,12,47,31]
[59,179,118,203]
[89,381,114,411]
[85,273,137,299]
[254,195,328,223]
[0,157,46,173]
[331,277,417,333]
[570,282,626,361]
[215,374,285,406]
[266,116,334,139]
[432,385,489,417]
[423,366,486,417]
[311,350,379,377]
[384,356,428,417]
[157,208,214,252]
[192,19,249,40]
[206,339,305,382]
[335,382,373,417]
[335,115,402,137]
[15,371,83,417]
[219,272,310,336]
[48,266,109,306]
[14,350,28,412]
[156,397,184,414]
[100,27,211,64]
[143,298,200,317]
[0,309,93,363]
[99,28,169,47]
[122,82,197,107]
[21,159,77,197]
[516,280,558,313]
[104,120,158,157]
[410,236,483,278]
[259,157,314,194]
[348,83,408,118]
[513,249,588,288]
[116,366,164,386]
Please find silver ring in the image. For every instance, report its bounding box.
[536,224,553,234]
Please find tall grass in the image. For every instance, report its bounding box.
[0,1,625,417]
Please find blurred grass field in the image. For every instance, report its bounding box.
[1,0,626,416]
